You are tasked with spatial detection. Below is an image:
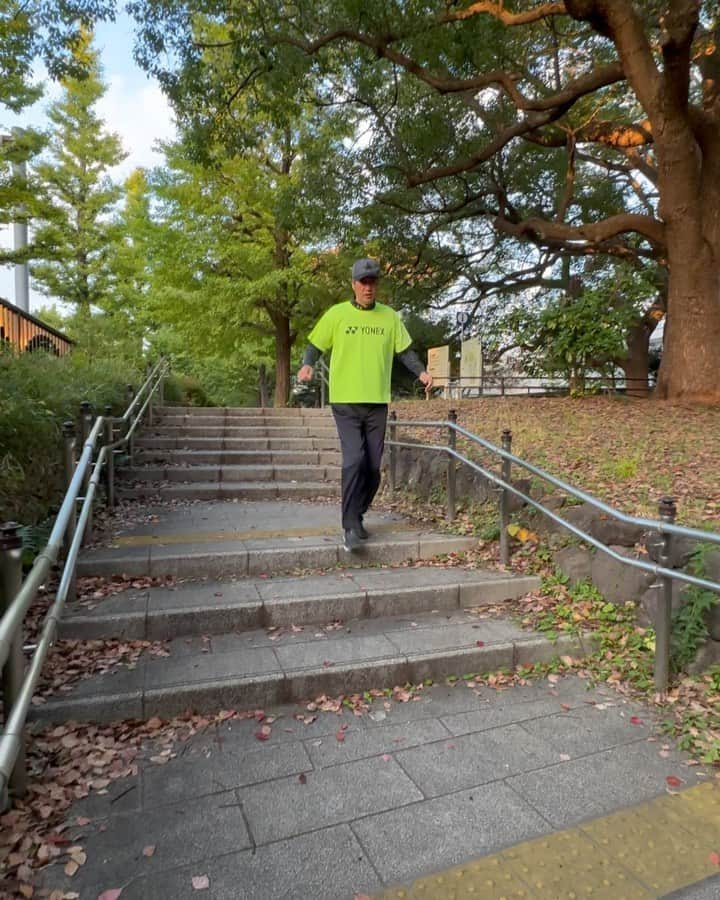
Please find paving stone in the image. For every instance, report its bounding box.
[351,782,550,884]
[276,633,399,671]
[507,740,706,828]
[69,774,141,819]
[440,695,586,736]
[663,875,720,899]
[142,741,312,807]
[143,673,285,718]
[255,573,361,600]
[406,642,514,683]
[122,824,382,900]
[143,646,279,687]
[210,825,382,900]
[29,689,144,724]
[146,600,263,639]
[367,584,459,617]
[149,548,249,578]
[264,591,368,626]
[239,755,423,844]
[38,791,251,897]
[148,581,262,611]
[395,722,559,797]
[518,702,656,756]
[287,657,410,702]
[386,621,525,655]
[304,717,450,768]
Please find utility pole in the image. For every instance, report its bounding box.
[1,130,30,313]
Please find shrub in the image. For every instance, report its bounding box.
[0,346,142,525]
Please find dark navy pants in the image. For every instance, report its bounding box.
[330,403,388,529]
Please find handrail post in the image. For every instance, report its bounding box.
[447,409,457,522]
[158,367,165,409]
[104,406,115,508]
[388,410,397,492]
[320,367,326,409]
[79,401,94,545]
[126,385,135,465]
[148,380,154,428]
[655,496,677,694]
[62,421,77,602]
[499,429,513,566]
[0,523,27,804]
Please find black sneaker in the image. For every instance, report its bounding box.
[356,519,369,540]
[343,528,362,552]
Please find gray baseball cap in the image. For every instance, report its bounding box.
[351,258,381,281]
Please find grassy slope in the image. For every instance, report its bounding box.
[391,396,720,528]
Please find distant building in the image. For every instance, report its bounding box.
[0,296,73,356]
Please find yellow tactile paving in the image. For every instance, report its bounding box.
[114,522,417,547]
[376,782,720,899]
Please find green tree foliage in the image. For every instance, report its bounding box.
[0,332,142,525]
[1,1,115,263]
[494,260,656,391]
[134,126,356,405]
[31,29,126,311]
[128,0,720,403]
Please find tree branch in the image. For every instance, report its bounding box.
[659,0,699,118]
[496,211,665,247]
[439,1,567,27]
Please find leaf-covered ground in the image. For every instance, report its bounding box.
[392,396,720,527]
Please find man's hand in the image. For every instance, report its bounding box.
[297,364,314,383]
[419,371,433,392]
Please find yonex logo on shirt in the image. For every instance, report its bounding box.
[345,325,385,336]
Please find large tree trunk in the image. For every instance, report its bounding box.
[620,321,650,398]
[258,363,269,408]
[273,313,291,408]
[656,245,720,403]
[654,155,720,402]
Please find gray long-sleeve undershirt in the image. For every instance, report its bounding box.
[301,342,426,378]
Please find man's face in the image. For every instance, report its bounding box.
[352,276,379,307]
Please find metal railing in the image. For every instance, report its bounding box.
[386,411,720,694]
[428,374,653,399]
[0,358,169,807]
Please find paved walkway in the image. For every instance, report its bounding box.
[27,493,720,898]
[37,672,719,899]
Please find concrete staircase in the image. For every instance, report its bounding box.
[122,405,341,501]
[34,406,587,725]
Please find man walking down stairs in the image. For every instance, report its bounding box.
[30,403,719,900]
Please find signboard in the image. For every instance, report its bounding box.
[455,310,470,328]
[427,345,450,388]
[460,337,482,385]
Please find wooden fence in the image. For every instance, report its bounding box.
[0,297,73,356]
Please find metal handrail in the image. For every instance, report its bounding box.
[387,414,720,693]
[0,358,169,804]
[395,420,720,550]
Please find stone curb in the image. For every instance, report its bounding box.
[58,574,541,640]
[29,631,586,724]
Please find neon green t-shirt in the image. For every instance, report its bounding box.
[308,301,412,403]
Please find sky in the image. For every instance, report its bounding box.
[0,10,176,312]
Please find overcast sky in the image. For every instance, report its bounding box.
[0,11,176,312]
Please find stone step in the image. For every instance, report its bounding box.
[135,437,339,451]
[117,465,341,484]
[156,406,332,417]
[59,567,540,641]
[116,481,340,502]
[148,426,339,438]
[34,606,584,724]
[77,532,479,579]
[134,449,341,466]
[158,416,333,428]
